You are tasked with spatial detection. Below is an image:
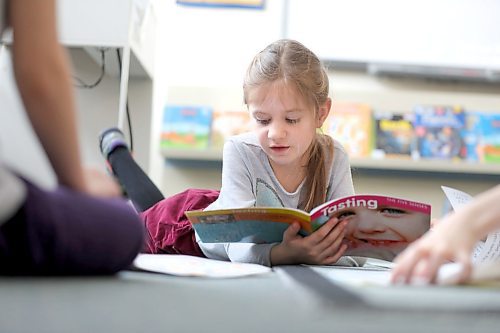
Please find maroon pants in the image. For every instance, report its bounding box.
[141,188,219,257]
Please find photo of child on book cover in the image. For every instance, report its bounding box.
[311,195,430,261]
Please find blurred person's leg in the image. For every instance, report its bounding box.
[0,178,144,275]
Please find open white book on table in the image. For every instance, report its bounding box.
[437,186,500,285]
[131,254,271,278]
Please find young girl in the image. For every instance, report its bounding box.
[199,39,355,266]
[101,39,355,267]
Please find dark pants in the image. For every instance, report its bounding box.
[0,179,144,275]
[108,147,164,213]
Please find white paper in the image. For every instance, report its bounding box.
[476,231,500,262]
[441,186,473,211]
[132,254,271,278]
[309,265,392,287]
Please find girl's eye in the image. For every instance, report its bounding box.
[255,118,270,125]
[336,211,355,221]
[286,118,299,124]
[380,208,406,215]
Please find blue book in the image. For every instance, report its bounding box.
[161,105,213,149]
[413,105,465,160]
[464,111,500,163]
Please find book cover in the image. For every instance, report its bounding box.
[323,102,373,158]
[477,112,500,163]
[186,194,431,261]
[373,111,414,158]
[460,111,500,163]
[161,105,213,149]
[210,110,252,149]
[462,111,483,162]
[412,105,465,160]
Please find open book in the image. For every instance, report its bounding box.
[186,194,431,261]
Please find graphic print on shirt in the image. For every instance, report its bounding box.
[255,178,285,207]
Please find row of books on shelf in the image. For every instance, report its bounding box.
[161,103,500,163]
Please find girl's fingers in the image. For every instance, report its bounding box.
[316,221,347,255]
[282,222,301,242]
[307,217,341,245]
[321,243,348,265]
[319,236,346,262]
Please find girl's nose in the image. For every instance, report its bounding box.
[268,122,286,140]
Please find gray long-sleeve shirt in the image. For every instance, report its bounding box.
[198,132,355,266]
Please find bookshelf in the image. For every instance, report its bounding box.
[161,147,500,177]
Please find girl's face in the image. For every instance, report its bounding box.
[247,80,329,174]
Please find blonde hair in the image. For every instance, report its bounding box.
[243,39,334,212]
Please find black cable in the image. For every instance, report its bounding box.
[73,48,106,89]
[116,48,134,152]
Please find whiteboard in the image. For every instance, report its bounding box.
[286,0,500,71]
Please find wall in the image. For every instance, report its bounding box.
[0,47,153,188]
[70,49,153,173]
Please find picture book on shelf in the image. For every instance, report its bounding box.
[462,111,483,162]
[412,105,465,160]
[186,194,431,261]
[373,111,414,158]
[463,111,500,163]
[323,102,373,158]
[210,110,252,149]
[161,105,213,149]
[478,112,500,163]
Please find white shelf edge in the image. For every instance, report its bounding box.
[162,148,500,175]
[162,148,223,161]
[350,158,500,175]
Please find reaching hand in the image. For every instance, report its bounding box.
[390,215,475,285]
[430,217,439,229]
[83,167,123,198]
[270,217,348,265]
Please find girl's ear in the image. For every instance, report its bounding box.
[316,98,332,128]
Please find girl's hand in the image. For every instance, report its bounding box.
[270,217,348,265]
[391,216,475,285]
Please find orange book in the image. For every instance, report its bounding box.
[323,102,373,158]
[210,110,252,148]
